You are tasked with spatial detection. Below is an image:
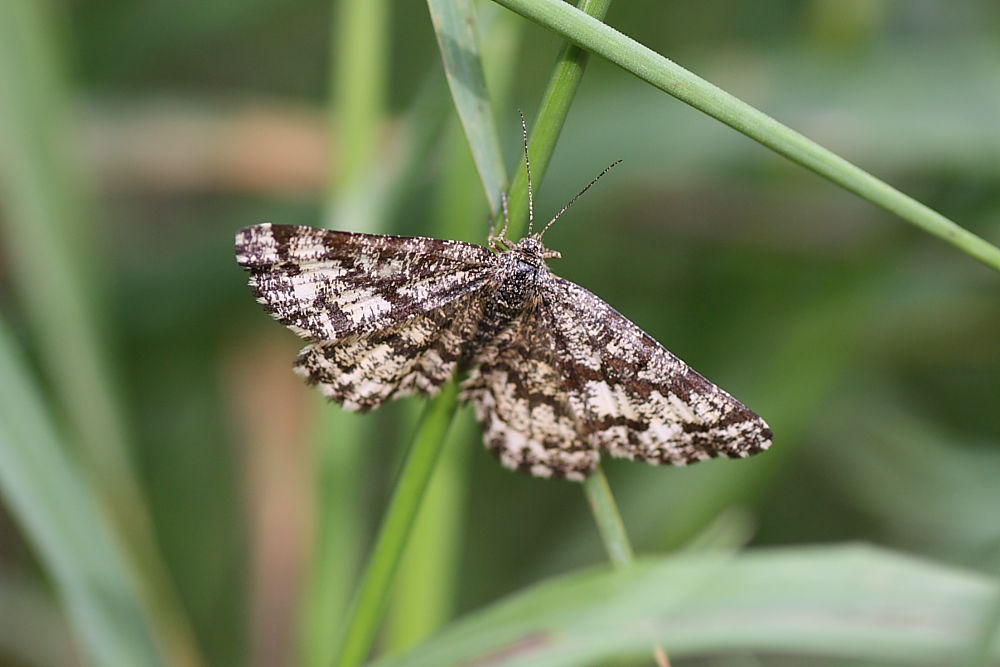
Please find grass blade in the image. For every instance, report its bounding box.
[488,0,1000,272]
[0,321,161,667]
[0,0,132,517]
[324,0,389,228]
[427,0,508,212]
[384,7,524,654]
[383,411,474,654]
[582,468,634,570]
[331,381,461,667]
[381,127,482,654]
[375,545,1000,666]
[0,1,204,663]
[297,2,391,665]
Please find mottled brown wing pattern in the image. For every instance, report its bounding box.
[460,299,599,482]
[235,223,495,342]
[237,222,772,482]
[539,277,772,466]
[295,289,487,411]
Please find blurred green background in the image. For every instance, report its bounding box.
[1,1,999,666]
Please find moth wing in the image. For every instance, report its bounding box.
[538,276,772,466]
[296,289,487,411]
[235,223,495,342]
[460,299,599,481]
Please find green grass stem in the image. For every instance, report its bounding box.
[298,405,366,667]
[382,122,484,653]
[0,321,161,666]
[427,0,509,212]
[489,0,1000,272]
[383,9,524,653]
[298,1,389,665]
[329,0,387,210]
[331,381,460,667]
[383,412,474,653]
[583,468,635,569]
[0,1,203,664]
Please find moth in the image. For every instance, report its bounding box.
[235,133,771,481]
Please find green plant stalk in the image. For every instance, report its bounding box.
[0,1,202,665]
[383,411,474,653]
[503,0,613,240]
[0,320,161,667]
[489,0,1000,272]
[301,66,450,667]
[383,9,524,652]
[584,468,671,667]
[329,0,387,208]
[583,467,635,569]
[298,1,389,665]
[382,124,481,654]
[335,0,622,661]
[427,0,509,213]
[298,404,365,667]
[491,0,638,577]
[331,381,460,667]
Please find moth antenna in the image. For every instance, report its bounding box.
[519,109,534,236]
[498,191,510,241]
[538,159,622,240]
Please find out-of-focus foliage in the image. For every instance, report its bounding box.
[374,545,1000,667]
[0,1,998,665]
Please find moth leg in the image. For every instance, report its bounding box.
[489,192,512,252]
[487,209,498,247]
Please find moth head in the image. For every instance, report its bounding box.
[515,236,561,261]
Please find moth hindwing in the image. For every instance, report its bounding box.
[236,222,772,481]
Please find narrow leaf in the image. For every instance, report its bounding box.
[375,545,1000,666]
[0,1,204,663]
[488,0,1000,272]
[0,321,162,667]
[426,0,508,213]
[331,382,461,667]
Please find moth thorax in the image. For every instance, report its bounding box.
[494,253,539,312]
